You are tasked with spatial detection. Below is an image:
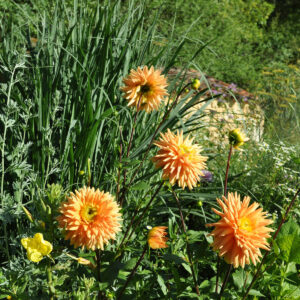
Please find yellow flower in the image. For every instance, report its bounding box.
[148,226,168,249]
[21,233,52,263]
[57,186,122,250]
[121,66,168,112]
[206,192,273,268]
[229,128,246,149]
[152,129,208,189]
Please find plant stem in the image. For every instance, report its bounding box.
[117,244,148,299]
[242,186,300,300]
[216,145,233,293]
[171,188,199,295]
[219,264,232,299]
[128,83,191,187]
[96,249,102,300]
[116,127,123,203]
[47,264,56,300]
[224,145,232,196]
[117,181,164,257]
[119,95,142,206]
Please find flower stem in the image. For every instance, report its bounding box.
[119,96,142,206]
[216,145,233,293]
[171,188,199,295]
[224,145,232,196]
[116,127,123,203]
[117,244,148,299]
[96,249,104,300]
[46,264,56,300]
[242,186,300,300]
[128,83,191,187]
[117,181,164,256]
[219,264,232,299]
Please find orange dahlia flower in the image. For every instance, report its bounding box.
[206,192,273,268]
[152,129,208,190]
[148,226,168,249]
[57,186,122,250]
[121,66,168,112]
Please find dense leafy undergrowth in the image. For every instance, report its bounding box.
[0,1,299,299]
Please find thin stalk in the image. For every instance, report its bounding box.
[219,264,232,299]
[117,244,148,300]
[216,145,233,293]
[171,188,199,295]
[47,264,56,300]
[128,83,191,187]
[224,145,232,196]
[119,181,164,253]
[120,95,142,206]
[116,127,123,203]
[242,186,300,300]
[96,249,102,300]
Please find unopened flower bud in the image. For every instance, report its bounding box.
[191,79,201,90]
[229,129,246,149]
[22,205,33,223]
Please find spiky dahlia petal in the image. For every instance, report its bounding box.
[120,66,168,112]
[147,226,168,249]
[152,129,208,190]
[206,192,273,268]
[57,186,122,250]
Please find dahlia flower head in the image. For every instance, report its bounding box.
[148,226,168,249]
[121,66,168,112]
[21,233,52,263]
[152,129,208,190]
[206,192,273,268]
[57,186,122,250]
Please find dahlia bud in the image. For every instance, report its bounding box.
[191,78,201,90]
[229,129,246,149]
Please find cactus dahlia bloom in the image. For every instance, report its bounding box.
[152,129,208,190]
[148,226,168,249]
[206,192,273,268]
[57,187,122,250]
[121,66,168,112]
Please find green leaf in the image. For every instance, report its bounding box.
[163,254,186,264]
[277,219,300,263]
[232,269,245,290]
[157,274,168,296]
[248,289,265,297]
[131,181,151,191]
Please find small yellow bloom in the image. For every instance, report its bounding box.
[191,78,201,90]
[229,129,246,149]
[21,233,52,263]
